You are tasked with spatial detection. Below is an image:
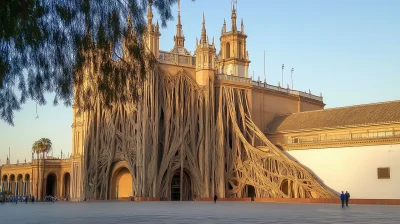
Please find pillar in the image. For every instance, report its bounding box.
[30,181,33,196]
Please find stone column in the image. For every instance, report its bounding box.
[15,182,18,196]
[23,181,26,196]
[30,181,33,196]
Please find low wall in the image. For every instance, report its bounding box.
[198,197,252,201]
[88,197,400,205]
[254,198,400,205]
[131,197,161,201]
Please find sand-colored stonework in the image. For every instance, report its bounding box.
[2,1,399,201]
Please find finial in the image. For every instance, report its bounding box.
[177,0,181,25]
[224,18,226,25]
[147,0,153,24]
[201,12,207,44]
[212,37,215,46]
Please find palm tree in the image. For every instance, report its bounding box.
[32,138,52,200]
[32,141,41,199]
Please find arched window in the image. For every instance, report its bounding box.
[238,41,242,59]
[226,42,230,59]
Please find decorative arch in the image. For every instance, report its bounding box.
[16,174,23,196]
[24,173,30,181]
[62,172,71,198]
[9,174,16,195]
[109,160,134,200]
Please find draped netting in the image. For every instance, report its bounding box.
[82,66,337,200]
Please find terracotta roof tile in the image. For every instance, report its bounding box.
[267,100,400,133]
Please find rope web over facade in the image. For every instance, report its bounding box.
[80,65,336,200]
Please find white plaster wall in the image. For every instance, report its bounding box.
[286,144,400,199]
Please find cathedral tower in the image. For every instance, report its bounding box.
[218,6,250,77]
[146,0,161,58]
[195,13,216,86]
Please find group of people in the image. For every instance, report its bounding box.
[340,191,351,208]
[0,195,35,204]
[1,195,70,204]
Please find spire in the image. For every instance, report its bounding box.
[241,18,244,33]
[174,0,185,47]
[231,4,237,31]
[222,18,226,34]
[147,0,153,25]
[177,0,181,28]
[201,12,207,44]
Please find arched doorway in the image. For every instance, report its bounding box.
[281,180,289,196]
[46,173,57,197]
[9,174,15,195]
[63,173,71,198]
[171,171,192,201]
[16,174,23,196]
[110,167,133,200]
[1,175,7,192]
[246,185,256,201]
[24,174,31,196]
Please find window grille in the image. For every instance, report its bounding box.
[377,167,390,179]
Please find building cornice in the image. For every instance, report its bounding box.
[267,122,400,135]
[279,136,400,151]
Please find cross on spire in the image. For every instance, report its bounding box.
[232,0,237,10]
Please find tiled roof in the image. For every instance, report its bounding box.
[267,100,400,133]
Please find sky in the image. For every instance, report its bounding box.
[1,0,399,164]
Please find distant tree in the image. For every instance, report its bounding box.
[32,138,52,199]
[0,0,191,125]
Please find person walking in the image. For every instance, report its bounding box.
[345,191,350,207]
[213,195,218,204]
[340,191,345,208]
[31,195,35,204]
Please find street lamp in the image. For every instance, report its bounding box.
[281,64,285,87]
[291,68,294,89]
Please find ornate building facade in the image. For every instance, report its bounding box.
[1,1,399,201]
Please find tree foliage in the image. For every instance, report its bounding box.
[31,137,52,154]
[0,0,183,125]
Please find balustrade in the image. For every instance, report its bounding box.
[158,51,195,68]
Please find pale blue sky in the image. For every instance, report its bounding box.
[1,0,399,164]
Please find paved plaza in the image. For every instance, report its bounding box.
[1,201,400,224]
